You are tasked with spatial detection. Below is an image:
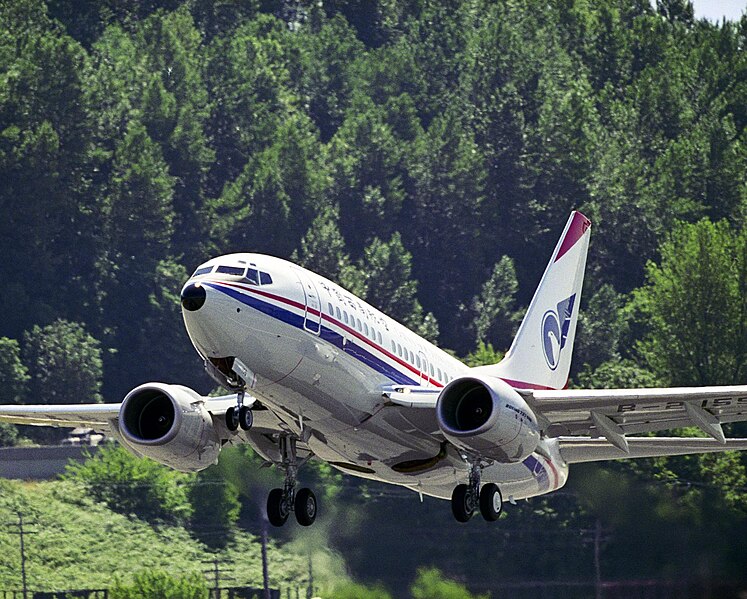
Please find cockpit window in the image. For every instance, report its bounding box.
[260,271,273,285]
[193,266,213,276]
[245,268,259,285]
[216,265,245,276]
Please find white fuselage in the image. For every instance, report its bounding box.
[182,253,569,501]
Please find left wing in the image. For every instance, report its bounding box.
[0,403,121,431]
[519,385,747,451]
[0,394,286,434]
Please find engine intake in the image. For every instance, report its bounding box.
[436,375,540,463]
[118,383,221,472]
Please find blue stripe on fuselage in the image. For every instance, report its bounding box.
[204,282,418,386]
[523,455,550,492]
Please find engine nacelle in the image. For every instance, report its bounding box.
[118,383,221,472]
[436,375,540,463]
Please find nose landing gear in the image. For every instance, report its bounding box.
[266,436,317,527]
[225,390,254,432]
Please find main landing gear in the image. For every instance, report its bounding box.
[226,390,253,432]
[266,436,317,527]
[451,462,503,523]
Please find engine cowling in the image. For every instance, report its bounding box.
[436,375,540,463]
[118,383,221,472]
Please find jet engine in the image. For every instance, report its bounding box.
[118,383,221,472]
[436,375,540,463]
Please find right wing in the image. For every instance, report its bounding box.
[558,435,747,464]
[519,385,747,448]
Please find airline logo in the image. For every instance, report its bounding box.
[541,294,576,370]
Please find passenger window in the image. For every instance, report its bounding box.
[437,368,442,381]
[409,350,415,363]
[430,365,435,377]
[343,311,349,325]
[356,318,362,331]
[245,268,259,285]
[377,332,382,345]
[397,344,402,357]
[328,303,334,316]
[260,271,272,285]
[217,265,245,276]
[193,266,213,276]
[416,355,421,368]
[364,323,369,336]
[336,307,342,320]
[391,340,396,352]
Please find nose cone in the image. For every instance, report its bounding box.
[181,282,206,312]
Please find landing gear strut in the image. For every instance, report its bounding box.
[266,436,317,527]
[451,462,503,523]
[226,390,253,432]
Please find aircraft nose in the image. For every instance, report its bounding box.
[181,282,206,312]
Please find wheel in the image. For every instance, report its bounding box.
[225,406,239,432]
[479,483,502,521]
[294,488,317,526]
[239,406,253,431]
[451,484,475,523]
[267,488,289,527]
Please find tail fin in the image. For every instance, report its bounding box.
[474,211,591,390]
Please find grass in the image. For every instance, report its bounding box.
[0,478,337,593]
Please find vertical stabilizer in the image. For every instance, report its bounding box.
[474,211,591,390]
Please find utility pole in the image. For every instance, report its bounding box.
[307,554,313,599]
[261,516,270,599]
[5,512,37,599]
[202,556,234,599]
[594,518,602,599]
[210,558,220,599]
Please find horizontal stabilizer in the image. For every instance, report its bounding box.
[559,436,747,464]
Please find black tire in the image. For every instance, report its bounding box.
[267,488,288,527]
[239,406,253,431]
[225,406,239,432]
[451,484,474,523]
[479,483,502,522]
[294,488,317,527]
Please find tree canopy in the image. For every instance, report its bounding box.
[1,0,746,592]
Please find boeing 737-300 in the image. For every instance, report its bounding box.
[3,211,747,526]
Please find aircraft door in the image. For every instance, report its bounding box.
[295,269,322,335]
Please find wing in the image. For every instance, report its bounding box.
[519,385,747,452]
[0,396,285,435]
[0,403,122,431]
[558,435,747,464]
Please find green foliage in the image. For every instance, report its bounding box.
[22,320,103,405]
[464,341,504,368]
[1,0,747,590]
[188,466,241,549]
[0,337,29,405]
[0,479,314,589]
[631,219,747,385]
[110,569,208,599]
[410,567,488,599]
[327,581,393,599]
[63,444,194,524]
[471,256,521,351]
[358,233,437,340]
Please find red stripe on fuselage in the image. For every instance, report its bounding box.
[207,280,445,389]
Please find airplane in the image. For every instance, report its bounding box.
[2,211,747,526]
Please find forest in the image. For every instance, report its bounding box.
[0,0,746,595]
